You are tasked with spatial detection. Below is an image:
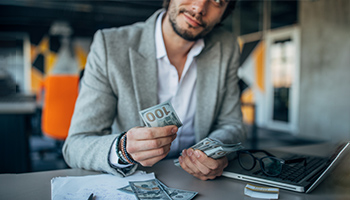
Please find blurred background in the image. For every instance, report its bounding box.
[0,0,349,173]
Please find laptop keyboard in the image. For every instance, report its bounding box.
[253,156,327,183]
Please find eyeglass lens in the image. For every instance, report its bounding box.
[239,151,284,176]
[260,157,283,176]
[238,152,256,170]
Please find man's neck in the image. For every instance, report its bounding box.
[162,13,195,79]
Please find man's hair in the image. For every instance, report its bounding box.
[162,0,237,22]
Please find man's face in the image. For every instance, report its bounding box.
[167,0,228,41]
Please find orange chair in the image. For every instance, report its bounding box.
[41,75,79,140]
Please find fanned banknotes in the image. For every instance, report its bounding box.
[118,178,197,200]
[139,101,182,128]
[174,137,243,167]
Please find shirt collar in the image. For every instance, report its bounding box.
[155,10,205,60]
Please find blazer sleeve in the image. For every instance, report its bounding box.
[208,42,247,158]
[62,30,137,176]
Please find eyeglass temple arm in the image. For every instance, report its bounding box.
[285,158,307,166]
[241,149,276,157]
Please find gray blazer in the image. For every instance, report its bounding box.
[63,10,246,177]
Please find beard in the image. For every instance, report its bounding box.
[168,5,214,41]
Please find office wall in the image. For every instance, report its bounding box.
[298,0,350,141]
[30,35,90,92]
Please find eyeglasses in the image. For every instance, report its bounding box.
[237,149,307,177]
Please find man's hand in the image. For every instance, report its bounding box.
[178,148,228,180]
[125,125,177,167]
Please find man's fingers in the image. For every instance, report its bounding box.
[179,151,197,175]
[127,125,178,140]
[179,149,229,180]
[191,151,212,175]
[127,134,176,153]
[186,149,217,176]
[193,150,220,170]
[130,144,171,161]
[181,149,203,174]
[138,155,166,167]
[122,126,177,166]
[132,145,171,166]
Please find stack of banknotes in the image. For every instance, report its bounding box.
[139,101,243,167]
[118,178,198,200]
[174,137,243,167]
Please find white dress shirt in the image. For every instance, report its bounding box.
[110,11,204,167]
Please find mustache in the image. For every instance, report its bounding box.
[179,8,207,27]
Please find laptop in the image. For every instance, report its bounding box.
[222,142,350,193]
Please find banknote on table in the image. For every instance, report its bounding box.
[155,179,197,200]
[129,179,171,200]
[139,101,182,128]
[118,178,198,200]
[174,137,243,167]
[163,187,198,200]
[118,185,134,194]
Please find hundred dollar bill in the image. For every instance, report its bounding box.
[174,137,243,167]
[165,188,198,200]
[139,101,182,128]
[156,179,197,200]
[118,185,134,194]
[119,178,198,200]
[129,179,171,200]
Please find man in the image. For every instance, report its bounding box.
[63,0,245,181]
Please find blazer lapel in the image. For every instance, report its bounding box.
[129,49,157,112]
[129,11,161,125]
[195,42,221,142]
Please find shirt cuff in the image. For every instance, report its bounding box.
[109,137,133,168]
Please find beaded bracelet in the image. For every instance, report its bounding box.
[120,136,133,164]
[121,134,139,165]
[115,132,129,164]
